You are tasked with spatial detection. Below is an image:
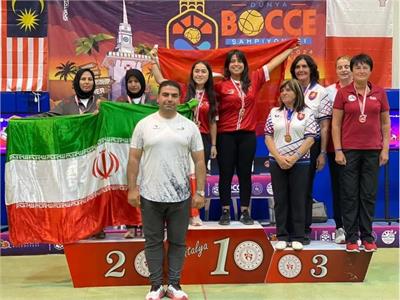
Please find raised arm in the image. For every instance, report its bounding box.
[266,39,300,73]
[150,46,167,84]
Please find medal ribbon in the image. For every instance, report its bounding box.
[231,78,246,130]
[284,107,294,140]
[194,90,205,124]
[354,84,368,117]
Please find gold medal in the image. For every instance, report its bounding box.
[284,134,292,143]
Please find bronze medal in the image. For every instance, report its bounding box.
[359,114,367,123]
[284,134,292,143]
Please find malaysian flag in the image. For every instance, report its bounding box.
[1,0,48,91]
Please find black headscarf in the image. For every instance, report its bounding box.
[73,68,96,99]
[125,69,146,99]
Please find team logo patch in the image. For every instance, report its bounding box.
[233,241,264,271]
[308,91,318,100]
[278,254,302,278]
[297,112,305,120]
[348,95,357,102]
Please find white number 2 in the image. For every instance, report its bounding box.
[310,254,328,278]
[104,250,126,278]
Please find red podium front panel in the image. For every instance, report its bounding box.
[181,222,273,284]
[64,223,273,287]
[64,234,148,287]
[265,241,373,283]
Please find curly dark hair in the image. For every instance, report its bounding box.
[223,49,251,93]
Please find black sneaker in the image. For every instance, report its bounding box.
[219,209,230,225]
[240,209,254,225]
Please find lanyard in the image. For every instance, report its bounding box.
[355,84,368,115]
[230,78,246,130]
[194,90,205,123]
[283,107,294,143]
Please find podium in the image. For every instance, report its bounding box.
[64,222,373,288]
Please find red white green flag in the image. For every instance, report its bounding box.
[5,101,195,246]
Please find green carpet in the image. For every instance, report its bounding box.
[1,249,398,300]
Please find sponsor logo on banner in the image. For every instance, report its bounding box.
[278,254,302,278]
[211,183,219,196]
[0,239,11,249]
[320,230,331,242]
[166,0,218,49]
[252,183,263,196]
[266,182,274,195]
[381,230,397,245]
[348,95,357,102]
[234,241,264,271]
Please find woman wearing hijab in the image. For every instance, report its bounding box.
[38,68,98,116]
[117,69,146,238]
[35,69,106,239]
[117,69,147,104]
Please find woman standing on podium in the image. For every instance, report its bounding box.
[216,44,299,226]
[289,55,331,244]
[332,54,390,253]
[265,79,317,250]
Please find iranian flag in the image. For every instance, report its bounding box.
[5,101,195,246]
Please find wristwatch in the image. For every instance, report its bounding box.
[196,190,205,197]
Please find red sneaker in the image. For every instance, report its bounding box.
[346,242,360,253]
[362,241,378,252]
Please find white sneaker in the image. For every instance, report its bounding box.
[275,241,287,250]
[334,228,346,244]
[166,284,188,300]
[146,285,165,300]
[291,241,303,250]
[189,215,203,226]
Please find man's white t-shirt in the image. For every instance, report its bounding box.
[130,112,203,203]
